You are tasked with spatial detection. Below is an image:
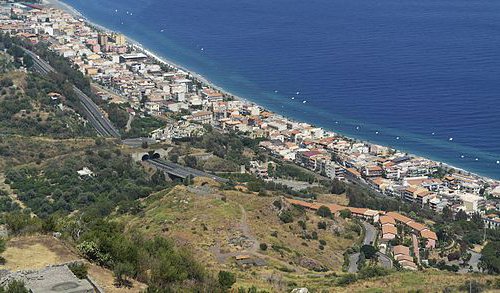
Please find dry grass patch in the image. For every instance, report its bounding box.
[0,136,97,169]
[2,236,78,270]
[124,186,357,286]
[1,235,147,293]
[316,193,349,206]
[338,270,499,293]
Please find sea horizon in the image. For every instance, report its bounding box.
[57,0,500,180]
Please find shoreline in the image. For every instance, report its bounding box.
[43,0,253,106]
[43,0,498,183]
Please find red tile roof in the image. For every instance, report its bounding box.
[393,245,410,256]
[386,212,413,224]
[420,230,438,240]
[407,221,428,232]
[382,224,397,235]
[379,215,396,225]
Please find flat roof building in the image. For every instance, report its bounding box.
[119,53,147,63]
[0,265,95,293]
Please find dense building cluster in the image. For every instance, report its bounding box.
[1,3,498,229]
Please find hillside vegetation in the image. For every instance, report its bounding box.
[0,67,94,138]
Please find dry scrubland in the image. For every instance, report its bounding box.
[118,179,500,292]
[340,270,499,293]
[120,178,360,290]
[2,182,498,292]
[0,136,97,169]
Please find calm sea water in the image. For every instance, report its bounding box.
[63,0,500,179]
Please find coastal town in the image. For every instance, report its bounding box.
[5,2,495,220]
[0,1,499,290]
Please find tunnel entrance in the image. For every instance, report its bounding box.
[141,152,160,161]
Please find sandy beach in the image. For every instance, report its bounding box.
[43,0,252,105]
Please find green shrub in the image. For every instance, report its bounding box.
[218,271,236,290]
[316,205,332,218]
[68,262,88,279]
[358,266,390,279]
[279,210,294,223]
[337,273,357,286]
[360,245,377,259]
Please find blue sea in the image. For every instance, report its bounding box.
[62,0,500,179]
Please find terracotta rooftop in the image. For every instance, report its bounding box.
[382,224,397,235]
[393,245,410,256]
[420,230,438,240]
[379,215,396,225]
[399,259,418,269]
[406,221,428,232]
[396,254,414,262]
[349,207,369,215]
[285,198,320,210]
[386,211,413,224]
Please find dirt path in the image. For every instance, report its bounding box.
[125,114,134,132]
[210,204,258,263]
[210,204,299,271]
[237,204,259,253]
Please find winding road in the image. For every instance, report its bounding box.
[348,221,392,272]
[362,221,377,245]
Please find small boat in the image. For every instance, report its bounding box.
[431,132,435,135]
[496,160,499,164]
[375,131,379,134]
[296,91,300,95]
[460,155,464,158]
[302,100,307,104]
[291,97,295,100]
[475,158,479,161]
[356,126,360,130]
[396,136,400,140]
[449,137,453,141]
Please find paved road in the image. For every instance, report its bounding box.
[147,158,229,183]
[377,252,393,269]
[348,252,360,273]
[25,49,120,138]
[348,222,375,273]
[468,251,481,272]
[348,221,392,272]
[458,250,481,273]
[362,222,377,245]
